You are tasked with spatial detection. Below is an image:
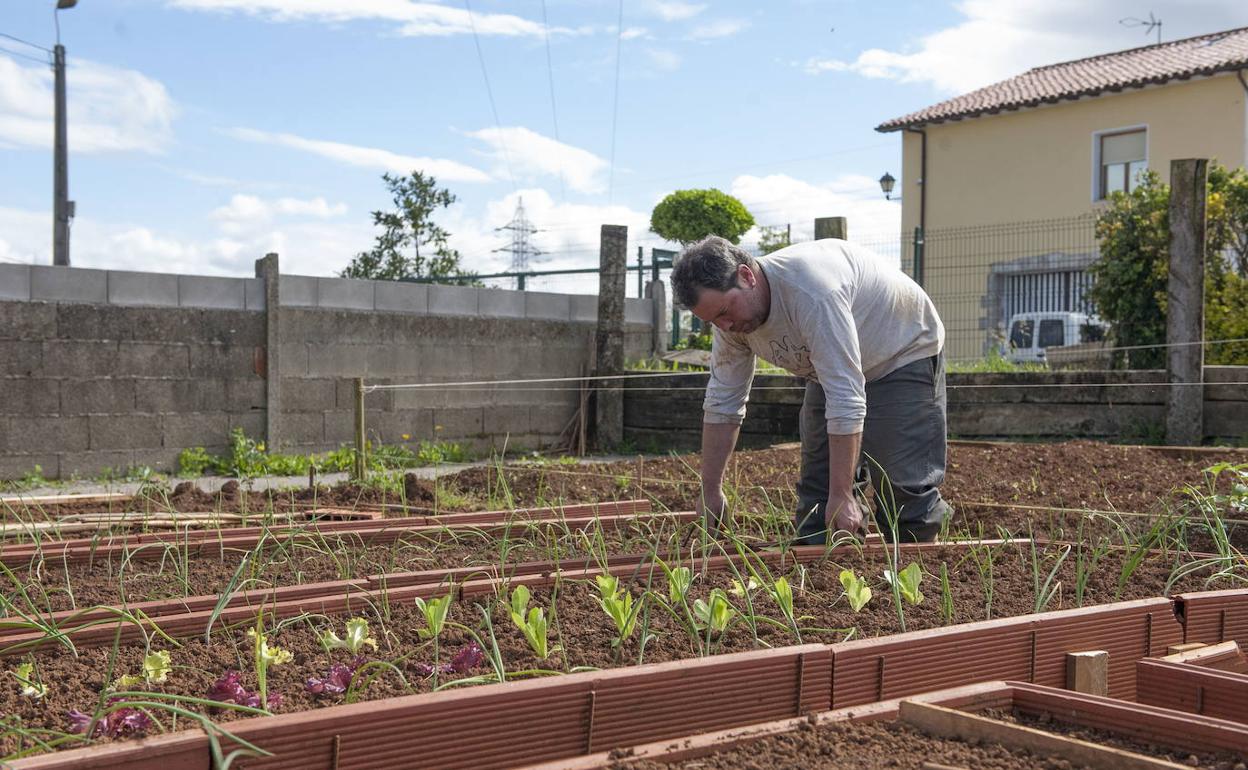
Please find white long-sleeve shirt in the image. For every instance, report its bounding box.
[702,239,944,435]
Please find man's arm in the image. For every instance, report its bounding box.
[825,431,865,534]
[700,421,740,532]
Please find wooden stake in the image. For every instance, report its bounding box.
[1065,650,1109,696]
[354,377,367,482]
[899,700,1188,770]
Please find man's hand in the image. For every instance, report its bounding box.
[701,486,727,534]
[825,491,865,536]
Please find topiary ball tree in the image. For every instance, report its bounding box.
[650,188,756,246]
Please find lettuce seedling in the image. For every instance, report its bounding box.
[306,656,366,697]
[883,562,924,605]
[248,625,292,712]
[729,577,761,598]
[692,588,736,637]
[142,650,172,684]
[206,670,282,711]
[413,595,452,640]
[839,569,873,612]
[595,574,644,648]
[413,642,485,677]
[321,617,379,654]
[508,585,557,659]
[68,699,152,738]
[768,576,795,619]
[13,661,45,699]
[664,565,693,606]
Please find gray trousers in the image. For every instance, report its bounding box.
[795,353,951,544]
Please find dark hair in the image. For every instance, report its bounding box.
[670,236,758,309]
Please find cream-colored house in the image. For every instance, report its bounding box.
[877,27,1248,360]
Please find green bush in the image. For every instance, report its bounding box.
[174,431,470,479]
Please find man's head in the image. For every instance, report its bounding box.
[671,235,770,335]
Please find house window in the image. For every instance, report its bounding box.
[1099,129,1147,199]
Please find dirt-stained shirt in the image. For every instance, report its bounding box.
[702,239,944,435]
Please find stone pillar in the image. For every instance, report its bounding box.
[814,217,848,241]
[595,225,627,448]
[255,252,281,450]
[647,279,668,356]
[1165,159,1207,446]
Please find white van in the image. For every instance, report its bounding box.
[1002,311,1108,364]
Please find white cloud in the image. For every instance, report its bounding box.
[465,126,608,195]
[211,194,348,235]
[167,0,573,38]
[730,173,902,266]
[226,127,491,183]
[0,54,175,153]
[642,1,707,22]
[800,0,1248,94]
[645,49,683,72]
[620,26,650,41]
[687,19,749,40]
[0,201,372,277]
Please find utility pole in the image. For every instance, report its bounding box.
[52,42,71,266]
[52,0,77,266]
[493,197,543,290]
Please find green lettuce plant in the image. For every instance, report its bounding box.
[507,585,557,659]
[884,562,924,605]
[692,588,736,637]
[12,661,45,699]
[839,569,872,612]
[321,617,379,654]
[595,575,644,649]
[412,596,452,641]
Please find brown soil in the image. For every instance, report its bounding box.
[7,442,1241,531]
[23,523,672,612]
[985,709,1245,770]
[615,717,1090,769]
[0,541,1236,757]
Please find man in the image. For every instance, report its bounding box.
[671,235,950,543]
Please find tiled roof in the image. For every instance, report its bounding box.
[877,26,1248,132]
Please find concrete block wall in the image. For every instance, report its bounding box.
[0,264,659,478]
[0,297,265,479]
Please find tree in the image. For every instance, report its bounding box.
[1090,164,1248,367]
[649,189,755,246]
[757,225,793,255]
[342,172,470,281]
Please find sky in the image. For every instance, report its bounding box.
[1,0,1245,295]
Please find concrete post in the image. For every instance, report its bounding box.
[647,279,668,356]
[814,217,848,241]
[255,252,281,450]
[595,225,627,448]
[1165,159,1206,446]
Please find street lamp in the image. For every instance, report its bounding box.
[53,0,77,266]
[878,172,897,200]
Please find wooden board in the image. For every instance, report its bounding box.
[898,700,1189,770]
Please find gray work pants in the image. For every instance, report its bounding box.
[794,353,951,544]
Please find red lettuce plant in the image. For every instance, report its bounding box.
[413,642,484,677]
[207,670,282,711]
[67,700,153,738]
[305,656,367,697]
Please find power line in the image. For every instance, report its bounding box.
[540,0,566,202]
[463,0,516,191]
[0,31,51,54]
[607,0,624,204]
[0,44,51,66]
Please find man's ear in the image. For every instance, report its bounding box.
[737,263,756,288]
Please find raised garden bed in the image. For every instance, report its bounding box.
[1,439,1245,766]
